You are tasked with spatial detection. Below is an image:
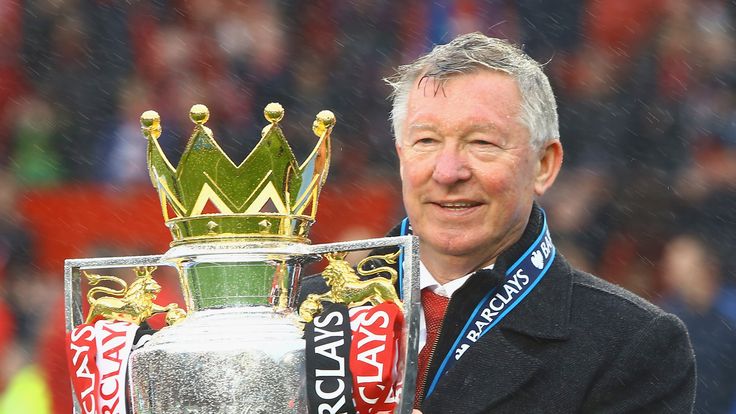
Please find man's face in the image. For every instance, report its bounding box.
[396,71,558,270]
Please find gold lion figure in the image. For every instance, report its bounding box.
[84,266,184,326]
[299,251,402,324]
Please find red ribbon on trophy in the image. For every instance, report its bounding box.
[305,301,405,414]
[67,323,99,414]
[349,302,404,414]
[66,320,139,414]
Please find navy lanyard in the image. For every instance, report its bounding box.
[397,212,556,399]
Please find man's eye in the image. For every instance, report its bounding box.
[471,139,496,147]
[415,137,437,145]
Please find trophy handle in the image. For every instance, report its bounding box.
[308,235,421,414]
[65,255,169,334]
[65,254,173,414]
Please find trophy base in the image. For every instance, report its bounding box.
[128,307,307,414]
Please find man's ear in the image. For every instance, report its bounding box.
[534,139,563,196]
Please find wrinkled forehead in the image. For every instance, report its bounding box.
[405,70,523,119]
[411,65,517,88]
[403,68,522,118]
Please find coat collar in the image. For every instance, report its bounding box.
[498,258,573,340]
[388,203,574,341]
[388,202,572,339]
[403,204,574,413]
[492,203,573,341]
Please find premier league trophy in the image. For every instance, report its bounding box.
[65,103,420,413]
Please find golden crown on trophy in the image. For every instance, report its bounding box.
[140,103,335,246]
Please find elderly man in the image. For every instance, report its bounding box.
[382,33,695,413]
[301,32,695,413]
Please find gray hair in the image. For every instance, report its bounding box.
[385,32,559,150]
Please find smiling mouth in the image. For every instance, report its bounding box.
[435,201,482,210]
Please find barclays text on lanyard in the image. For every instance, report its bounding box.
[398,211,556,399]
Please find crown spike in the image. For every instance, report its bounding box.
[141,110,162,140]
[264,102,284,124]
[312,110,336,137]
[190,104,210,125]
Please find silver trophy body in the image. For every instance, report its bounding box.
[65,237,420,414]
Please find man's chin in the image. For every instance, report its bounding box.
[420,233,486,258]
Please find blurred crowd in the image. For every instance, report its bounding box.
[1,0,736,413]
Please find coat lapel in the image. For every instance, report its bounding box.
[500,258,573,340]
[422,258,574,413]
[423,330,542,413]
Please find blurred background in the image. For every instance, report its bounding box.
[1,0,736,413]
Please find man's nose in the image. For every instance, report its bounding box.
[432,147,471,184]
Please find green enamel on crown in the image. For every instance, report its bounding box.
[140,103,335,246]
